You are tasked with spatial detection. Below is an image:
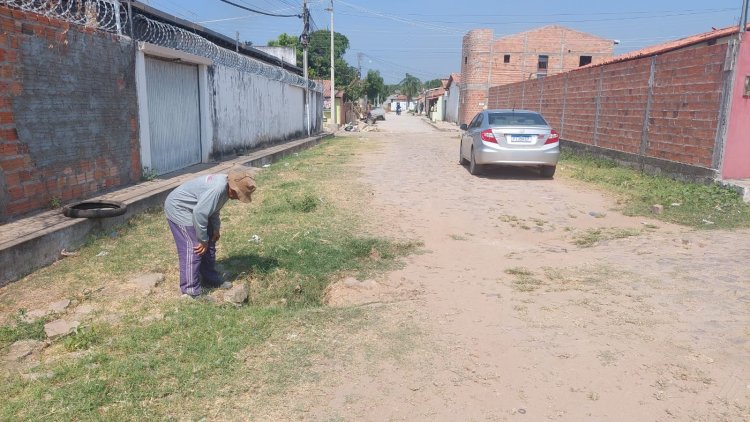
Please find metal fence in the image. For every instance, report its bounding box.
[0,0,321,92]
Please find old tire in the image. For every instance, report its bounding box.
[469,147,482,175]
[63,200,127,218]
[540,165,557,178]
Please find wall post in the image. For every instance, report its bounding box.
[639,56,657,170]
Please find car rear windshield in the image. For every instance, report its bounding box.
[487,112,547,126]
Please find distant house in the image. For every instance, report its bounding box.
[459,25,615,124]
[385,94,408,112]
[444,73,461,124]
[316,79,344,125]
[423,78,449,122]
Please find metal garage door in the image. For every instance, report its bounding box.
[145,57,201,175]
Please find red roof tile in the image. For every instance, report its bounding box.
[314,79,344,98]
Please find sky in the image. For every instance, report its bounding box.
[141,0,747,84]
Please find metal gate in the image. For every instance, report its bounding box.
[145,57,201,175]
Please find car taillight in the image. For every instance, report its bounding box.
[544,129,560,145]
[480,129,497,143]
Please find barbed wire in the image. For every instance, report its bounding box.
[0,0,322,92]
[132,14,320,91]
[0,0,122,31]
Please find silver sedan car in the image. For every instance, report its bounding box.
[459,109,560,177]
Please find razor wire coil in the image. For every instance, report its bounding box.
[0,0,322,92]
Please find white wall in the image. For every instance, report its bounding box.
[444,84,461,124]
[209,66,320,156]
[253,46,296,66]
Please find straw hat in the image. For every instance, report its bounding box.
[227,168,257,203]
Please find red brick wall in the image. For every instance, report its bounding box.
[648,49,725,166]
[0,6,140,221]
[489,26,614,86]
[596,60,651,154]
[487,43,728,169]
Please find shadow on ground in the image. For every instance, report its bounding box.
[219,253,280,280]
[459,164,555,181]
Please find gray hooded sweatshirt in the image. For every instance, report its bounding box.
[164,174,229,243]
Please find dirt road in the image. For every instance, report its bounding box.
[310,113,750,421]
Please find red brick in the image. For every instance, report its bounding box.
[0,156,25,171]
[7,185,22,200]
[22,181,44,196]
[4,170,19,187]
[0,128,17,140]
[0,111,12,124]
[0,141,19,154]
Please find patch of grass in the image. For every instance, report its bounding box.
[572,227,641,248]
[449,234,467,241]
[560,151,750,229]
[0,311,46,349]
[63,325,106,352]
[505,267,533,276]
[0,137,419,420]
[287,193,319,213]
[504,267,544,292]
[539,265,623,294]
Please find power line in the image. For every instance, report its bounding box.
[218,0,301,17]
[336,8,735,28]
[335,0,465,35]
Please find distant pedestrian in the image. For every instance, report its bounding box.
[419,103,424,114]
[164,167,257,298]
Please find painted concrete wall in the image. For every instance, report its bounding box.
[254,46,296,66]
[721,37,750,179]
[445,84,461,124]
[209,66,309,157]
[431,96,445,122]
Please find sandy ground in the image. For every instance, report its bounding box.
[310,113,750,421]
[1,112,748,421]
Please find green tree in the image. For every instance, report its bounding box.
[308,30,358,88]
[363,70,387,103]
[268,30,358,89]
[423,79,443,89]
[345,79,366,102]
[399,73,422,106]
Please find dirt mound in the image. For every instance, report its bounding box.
[324,277,384,307]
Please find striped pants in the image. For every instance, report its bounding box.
[167,219,221,296]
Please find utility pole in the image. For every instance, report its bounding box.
[357,52,363,79]
[741,0,749,33]
[301,0,310,135]
[326,0,336,129]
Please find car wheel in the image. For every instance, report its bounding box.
[540,165,556,178]
[458,140,468,165]
[469,147,482,175]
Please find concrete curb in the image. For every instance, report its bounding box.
[0,134,327,287]
[421,117,459,133]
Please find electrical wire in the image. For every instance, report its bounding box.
[218,0,301,17]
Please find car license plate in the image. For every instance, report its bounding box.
[510,135,533,143]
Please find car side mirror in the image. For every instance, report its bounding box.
[459,124,468,131]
